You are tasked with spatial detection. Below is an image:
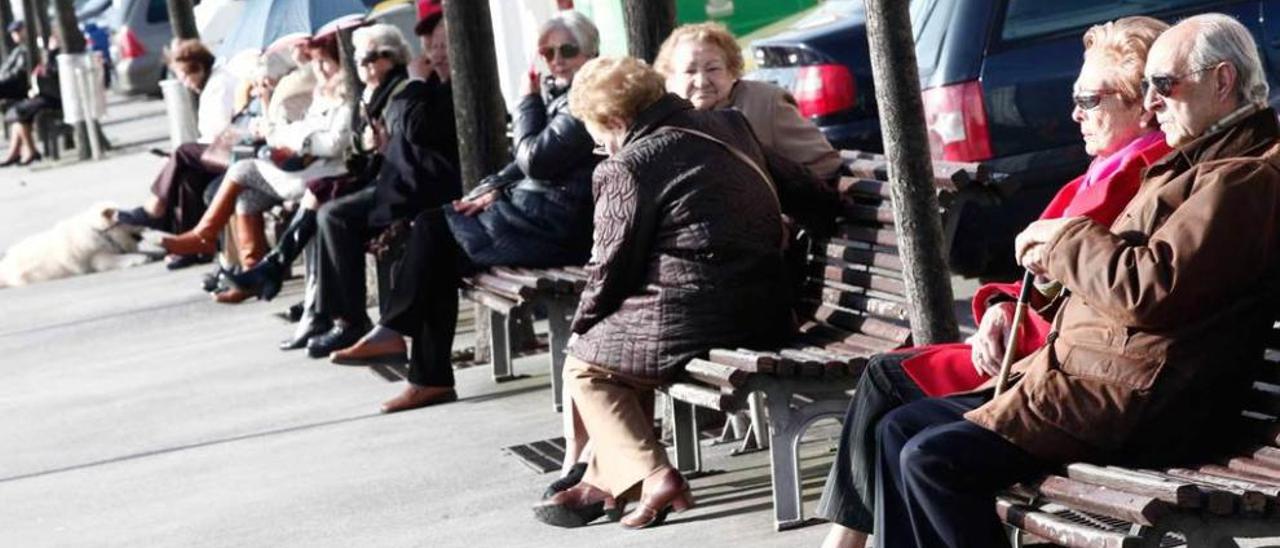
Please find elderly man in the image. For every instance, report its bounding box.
[870,13,1280,548]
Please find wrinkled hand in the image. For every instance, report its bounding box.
[966,301,1014,377]
[1014,217,1079,276]
[520,64,541,97]
[452,190,499,217]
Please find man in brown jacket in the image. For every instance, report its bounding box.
[871,14,1280,548]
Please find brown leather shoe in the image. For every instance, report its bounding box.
[620,467,694,529]
[330,336,408,366]
[212,287,254,304]
[380,385,457,414]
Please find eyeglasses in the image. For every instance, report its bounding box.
[1072,89,1121,111]
[359,50,393,66]
[1141,64,1221,98]
[539,43,581,62]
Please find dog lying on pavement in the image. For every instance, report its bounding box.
[0,202,156,288]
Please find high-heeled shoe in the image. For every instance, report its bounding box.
[619,468,694,529]
[223,209,315,302]
[0,156,20,167]
[17,152,42,166]
[532,482,622,528]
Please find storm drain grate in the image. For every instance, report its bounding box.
[503,437,567,474]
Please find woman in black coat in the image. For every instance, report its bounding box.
[327,11,603,414]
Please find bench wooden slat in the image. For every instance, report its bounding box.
[1199,464,1280,489]
[1065,463,1201,509]
[460,286,519,314]
[471,273,535,301]
[816,239,903,272]
[995,498,1141,548]
[1159,468,1270,515]
[1034,475,1171,526]
[834,226,899,249]
[707,348,777,374]
[837,177,893,200]
[684,359,749,390]
[1225,456,1280,482]
[845,203,895,226]
[812,288,910,323]
[814,262,907,295]
[666,382,735,412]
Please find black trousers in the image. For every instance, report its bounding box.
[151,142,222,234]
[315,187,377,326]
[379,208,469,388]
[874,394,1048,548]
[816,351,926,531]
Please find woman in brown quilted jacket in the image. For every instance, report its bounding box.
[532,56,796,530]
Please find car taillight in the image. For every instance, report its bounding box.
[921,80,992,162]
[119,27,145,59]
[793,63,856,118]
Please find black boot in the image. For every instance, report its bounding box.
[223,209,316,301]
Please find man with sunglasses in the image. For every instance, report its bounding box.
[868,13,1280,548]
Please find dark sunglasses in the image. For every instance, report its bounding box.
[1141,64,1219,98]
[539,43,581,62]
[1072,89,1121,111]
[359,50,393,66]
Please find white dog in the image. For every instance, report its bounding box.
[0,203,155,288]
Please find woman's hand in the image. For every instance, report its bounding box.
[452,190,499,217]
[520,64,541,97]
[966,301,1015,377]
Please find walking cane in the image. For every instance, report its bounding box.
[994,270,1036,397]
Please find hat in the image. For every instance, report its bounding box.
[7,20,23,33]
[415,0,443,36]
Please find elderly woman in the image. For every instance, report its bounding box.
[1,32,61,167]
[160,35,351,298]
[531,55,797,529]
[816,16,1171,548]
[323,11,602,408]
[116,40,286,269]
[216,23,416,306]
[654,22,842,182]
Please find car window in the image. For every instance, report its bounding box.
[1001,0,1218,41]
[146,0,169,24]
[911,0,956,77]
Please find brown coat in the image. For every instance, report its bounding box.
[567,94,797,381]
[727,79,844,182]
[966,107,1280,465]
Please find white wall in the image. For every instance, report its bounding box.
[489,0,560,112]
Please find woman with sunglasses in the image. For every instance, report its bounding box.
[816,16,1173,548]
[327,11,603,413]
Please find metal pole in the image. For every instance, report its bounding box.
[622,0,675,64]
[164,0,198,41]
[863,0,959,345]
[50,0,90,159]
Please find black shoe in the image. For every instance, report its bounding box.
[221,259,285,301]
[543,463,588,499]
[115,206,164,229]
[280,316,332,351]
[306,321,371,358]
[18,152,42,166]
[169,254,214,271]
[0,156,19,167]
[274,301,305,323]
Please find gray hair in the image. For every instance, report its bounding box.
[539,11,600,58]
[353,23,411,66]
[1183,13,1269,107]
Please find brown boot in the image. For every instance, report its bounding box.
[163,181,241,256]
[214,213,269,304]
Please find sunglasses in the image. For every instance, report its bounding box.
[1072,89,1121,111]
[359,50,393,66]
[1141,64,1219,98]
[539,43,581,62]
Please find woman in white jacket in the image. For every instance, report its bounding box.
[161,35,352,286]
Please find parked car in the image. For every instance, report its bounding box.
[108,0,242,94]
[747,0,1280,278]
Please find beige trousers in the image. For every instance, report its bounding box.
[564,355,669,496]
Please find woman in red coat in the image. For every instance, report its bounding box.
[817,16,1173,548]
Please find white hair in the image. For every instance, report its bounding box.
[1182,13,1269,107]
[353,23,411,66]
[539,11,600,58]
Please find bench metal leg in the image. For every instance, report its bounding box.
[746,391,769,451]
[545,298,574,413]
[671,396,702,473]
[489,308,515,381]
[760,386,853,531]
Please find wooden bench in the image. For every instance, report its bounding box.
[998,322,1280,548]
[459,266,587,411]
[660,155,998,531]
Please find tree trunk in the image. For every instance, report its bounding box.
[30,0,49,54]
[0,0,16,59]
[336,26,363,133]
[443,1,508,363]
[19,0,40,67]
[863,0,959,345]
[48,0,82,53]
[165,0,198,41]
[622,0,675,64]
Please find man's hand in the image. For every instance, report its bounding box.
[1015,217,1080,276]
[452,190,499,217]
[966,301,1014,377]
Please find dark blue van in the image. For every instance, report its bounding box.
[748,0,1280,277]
